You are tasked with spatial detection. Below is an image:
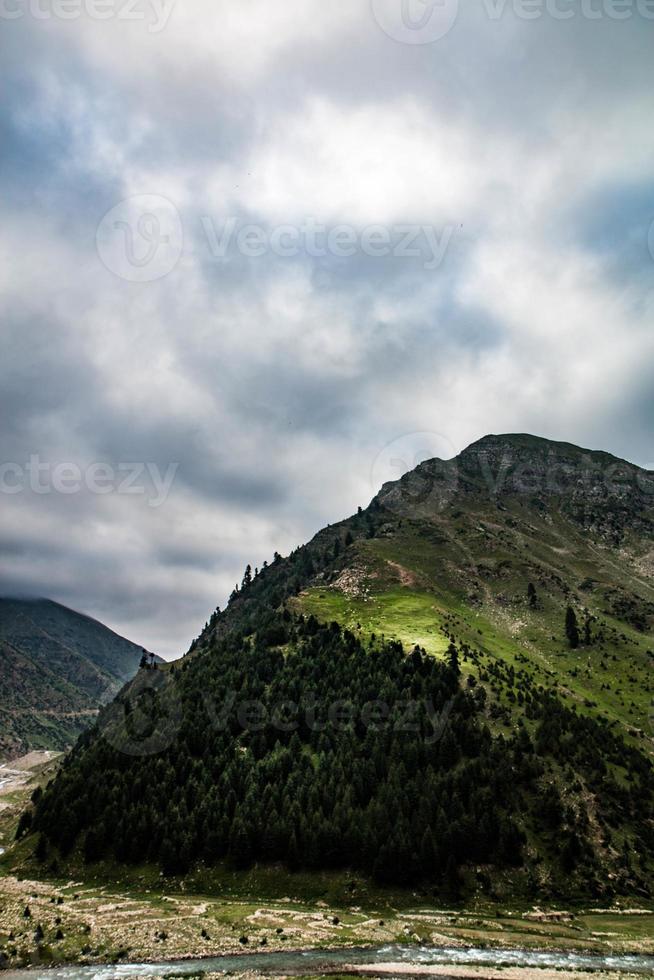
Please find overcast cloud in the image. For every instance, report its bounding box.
[1,0,653,656]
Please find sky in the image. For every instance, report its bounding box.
[1,0,654,657]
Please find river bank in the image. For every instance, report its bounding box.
[2,943,654,980]
[2,757,654,978]
[1,868,653,975]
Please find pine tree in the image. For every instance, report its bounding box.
[527,583,537,607]
[565,606,580,648]
[15,810,32,840]
[447,642,460,676]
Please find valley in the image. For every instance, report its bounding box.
[2,436,654,979]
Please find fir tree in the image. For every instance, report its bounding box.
[566,606,580,648]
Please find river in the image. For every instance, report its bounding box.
[3,944,654,979]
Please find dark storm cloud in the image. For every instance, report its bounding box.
[1,1,653,655]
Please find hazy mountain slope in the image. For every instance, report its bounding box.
[24,435,654,902]
[0,598,153,758]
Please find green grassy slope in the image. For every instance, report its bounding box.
[0,599,155,759]
[294,521,654,750]
[289,435,654,751]
[15,435,654,904]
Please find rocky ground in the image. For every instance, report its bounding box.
[1,870,653,973]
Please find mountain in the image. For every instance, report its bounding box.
[0,598,156,759]
[24,436,654,902]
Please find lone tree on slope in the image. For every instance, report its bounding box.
[566,606,580,649]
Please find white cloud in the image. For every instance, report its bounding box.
[2,2,653,655]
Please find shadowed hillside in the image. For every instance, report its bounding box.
[0,598,156,759]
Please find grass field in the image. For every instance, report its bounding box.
[292,523,654,754]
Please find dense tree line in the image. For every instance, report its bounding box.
[29,611,654,895]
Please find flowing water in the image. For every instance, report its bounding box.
[3,944,654,979]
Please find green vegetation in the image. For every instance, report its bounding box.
[0,598,153,758]
[292,586,449,658]
[1,862,653,971]
[3,765,654,970]
[13,435,654,911]
[23,607,654,901]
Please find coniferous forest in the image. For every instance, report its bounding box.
[29,604,654,898]
[18,437,654,902]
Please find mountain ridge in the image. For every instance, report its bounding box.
[20,433,654,902]
[462,432,644,460]
[0,597,156,760]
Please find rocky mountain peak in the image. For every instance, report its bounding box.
[374,433,654,542]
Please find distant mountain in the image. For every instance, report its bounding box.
[0,598,156,759]
[29,436,654,901]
